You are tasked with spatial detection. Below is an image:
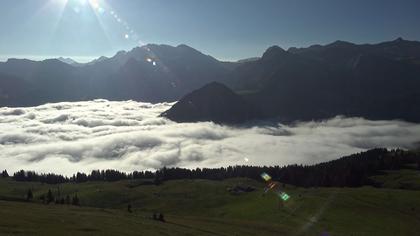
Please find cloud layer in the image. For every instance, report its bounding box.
[1,100,420,175]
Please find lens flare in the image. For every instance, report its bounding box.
[55,0,151,63]
[89,0,100,9]
[261,172,272,182]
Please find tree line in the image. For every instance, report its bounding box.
[25,188,80,206]
[2,148,420,188]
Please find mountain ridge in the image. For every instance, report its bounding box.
[163,38,420,123]
[0,43,233,106]
[1,39,420,123]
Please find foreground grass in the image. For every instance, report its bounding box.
[1,177,420,235]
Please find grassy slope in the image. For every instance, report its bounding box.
[1,177,420,235]
[370,169,420,190]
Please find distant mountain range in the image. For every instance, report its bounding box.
[0,44,231,106]
[1,38,420,123]
[163,38,420,123]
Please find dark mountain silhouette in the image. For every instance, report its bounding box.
[161,82,261,124]
[288,37,420,61]
[212,38,420,123]
[0,73,28,107]
[0,59,87,106]
[1,39,420,123]
[0,44,232,106]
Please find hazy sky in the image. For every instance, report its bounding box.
[1,0,420,62]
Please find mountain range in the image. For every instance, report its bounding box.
[164,38,420,123]
[0,44,231,106]
[1,38,420,123]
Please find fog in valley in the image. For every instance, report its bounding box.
[1,100,419,175]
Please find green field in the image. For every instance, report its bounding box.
[1,176,420,235]
[370,169,420,190]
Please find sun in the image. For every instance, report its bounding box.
[88,0,100,9]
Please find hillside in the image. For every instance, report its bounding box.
[1,177,420,235]
[1,148,420,235]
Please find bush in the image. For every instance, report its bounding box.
[1,170,8,178]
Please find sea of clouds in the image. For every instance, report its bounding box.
[1,99,420,176]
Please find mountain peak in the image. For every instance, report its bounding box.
[115,50,127,57]
[262,46,287,59]
[395,37,404,42]
[327,40,355,48]
[161,82,261,123]
[57,57,78,65]
[177,44,193,49]
[42,58,65,64]
[176,44,210,58]
[388,37,415,45]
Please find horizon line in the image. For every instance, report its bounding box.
[0,37,414,64]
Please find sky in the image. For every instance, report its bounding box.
[0,0,420,62]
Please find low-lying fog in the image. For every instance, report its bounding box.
[1,100,419,176]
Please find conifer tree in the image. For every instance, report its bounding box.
[26,189,33,201]
[47,189,54,204]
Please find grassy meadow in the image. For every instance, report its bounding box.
[1,173,420,235]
